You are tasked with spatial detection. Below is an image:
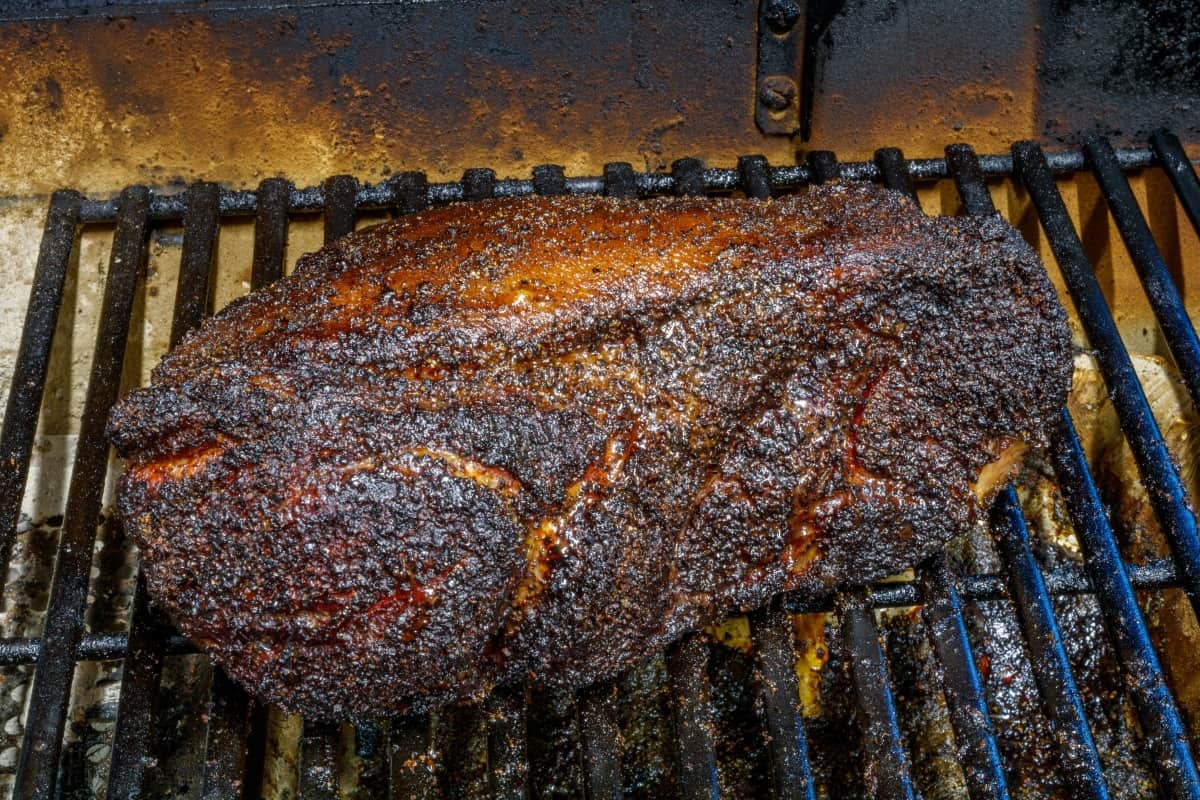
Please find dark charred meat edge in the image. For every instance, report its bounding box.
[107,184,1072,720]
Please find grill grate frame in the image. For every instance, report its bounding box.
[0,137,1197,799]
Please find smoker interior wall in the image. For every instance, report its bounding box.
[0,0,1197,197]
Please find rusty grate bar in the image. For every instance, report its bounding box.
[0,190,81,582]
[667,634,721,800]
[487,685,531,800]
[750,602,815,800]
[577,684,621,800]
[1051,414,1200,799]
[389,714,436,799]
[1086,136,1200,407]
[992,488,1110,799]
[297,172,363,799]
[67,147,1162,223]
[807,148,915,800]
[886,144,1010,800]
[1151,130,1200,245]
[13,186,151,800]
[841,591,915,800]
[740,151,817,800]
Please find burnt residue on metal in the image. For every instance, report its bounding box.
[799,614,868,797]
[2,0,1194,202]
[0,0,792,197]
[616,658,681,798]
[803,0,1200,157]
[1037,0,1200,144]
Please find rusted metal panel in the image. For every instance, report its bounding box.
[0,1,792,196]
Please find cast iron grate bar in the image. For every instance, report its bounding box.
[1012,140,1200,623]
[737,154,774,199]
[873,147,917,198]
[603,162,638,198]
[298,721,339,799]
[376,170,439,800]
[201,670,256,800]
[169,182,222,339]
[739,151,817,800]
[665,156,724,800]
[524,162,626,800]
[13,186,151,800]
[887,143,1010,800]
[0,190,81,583]
[1149,131,1200,237]
[1085,135,1200,406]
[1050,412,1200,799]
[991,489,1110,800]
[455,166,538,800]
[532,164,568,196]
[0,554,1176,665]
[668,634,722,800]
[298,173,362,800]
[463,168,498,203]
[578,684,622,800]
[841,592,915,800]
[390,171,430,215]
[389,714,436,799]
[23,562,1200,658]
[251,177,293,290]
[673,157,707,197]
[354,721,390,798]
[487,685,530,799]
[325,174,360,242]
[750,601,816,800]
[106,181,222,800]
[919,556,1011,800]
[68,146,1160,223]
[805,150,839,184]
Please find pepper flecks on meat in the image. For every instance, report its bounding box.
[106,183,1072,720]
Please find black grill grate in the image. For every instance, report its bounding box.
[0,134,1198,799]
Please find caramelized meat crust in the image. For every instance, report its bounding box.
[107,184,1072,720]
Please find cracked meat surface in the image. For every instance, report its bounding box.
[107,183,1072,720]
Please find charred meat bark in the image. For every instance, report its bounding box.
[107,183,1072,720]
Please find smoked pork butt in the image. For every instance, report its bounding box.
[107,183,1072,719]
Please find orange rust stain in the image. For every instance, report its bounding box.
[0,6,791,197]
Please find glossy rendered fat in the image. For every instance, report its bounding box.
[107,184,1072,720]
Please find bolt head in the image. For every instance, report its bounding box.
[759,76,797,111]
[764,0,801,32]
